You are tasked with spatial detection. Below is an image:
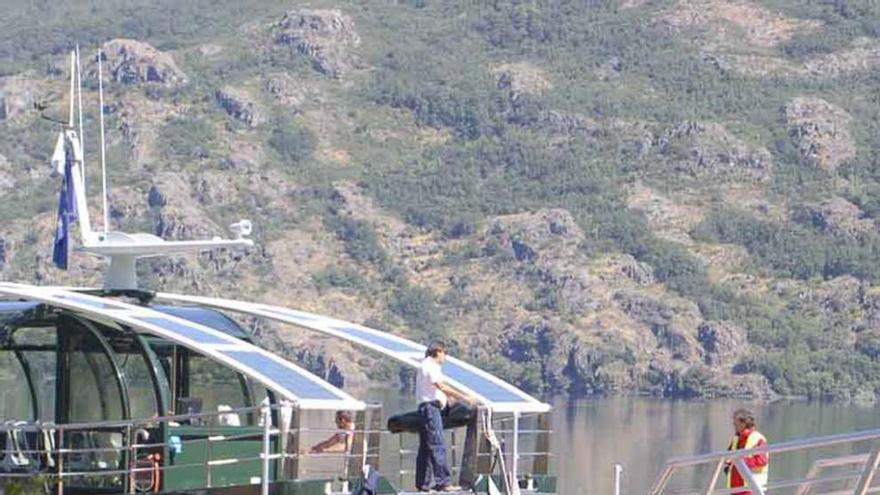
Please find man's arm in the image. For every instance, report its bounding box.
[743,438,768,469]
[436,381,479,405]
[309,433,347,453]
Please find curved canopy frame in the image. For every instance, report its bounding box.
[0,283,364,411]
[155,292,551,414]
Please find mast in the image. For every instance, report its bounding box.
[75,45,85,189]
[68,51,75,126]
[97,50,109,233]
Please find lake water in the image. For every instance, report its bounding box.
[360,391,880,494]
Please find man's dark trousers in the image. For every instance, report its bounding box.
[416,401,451,489]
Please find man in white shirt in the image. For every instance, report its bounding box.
[415,340,476,492]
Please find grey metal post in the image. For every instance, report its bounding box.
[648,466,673,495]
[125,424,133,494]
[56,427,64,495]
[854,445,880,495]
[261,404,271,495]
[613,464,623,495]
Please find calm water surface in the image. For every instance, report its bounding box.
[361,391,880,494]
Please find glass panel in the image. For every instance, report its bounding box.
[186,353,253,426]
[62,322,124,423]
[117,345,159,421]
[12,326,56,422]
[0,351,33,420]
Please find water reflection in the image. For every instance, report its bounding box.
[551,397,880,494]
[361,390,880,494]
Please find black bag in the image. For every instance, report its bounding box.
[386,402,475,433]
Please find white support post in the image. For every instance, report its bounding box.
[511,411,521,495]
[261,404,271,495]
[614,464,623,495]
[734,458,766,495]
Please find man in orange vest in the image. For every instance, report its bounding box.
[725,409,769,494]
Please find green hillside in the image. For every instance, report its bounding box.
[2,0,880,401]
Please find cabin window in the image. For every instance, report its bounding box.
[102,331,161,421]
[60,321,124,422]
[186,353,260,426]
[11,326,57,422]
[0,351,33,420]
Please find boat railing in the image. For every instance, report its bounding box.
[648,426,880,495]
[0,403,359,494]
[392,410,554,490]
[0,403,554,494]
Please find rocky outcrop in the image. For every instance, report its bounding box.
[617,254,656,285]
[98,39,187,86]
[613,291,700,361]
[215,87,265,127]
[491,61,553,96]
[659,0,818,49]
[784,97,855,171]
[795,198,874,238]
[0,72,50,122]
[655,120,772,179]
[147,173,218,240]
[269,9,363,78]
[697,320,748,367]
[0,154,14,192]
[535,111,605,139]
[804,37,880,78]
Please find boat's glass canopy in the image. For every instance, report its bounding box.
[0,283,364,411]
[157,293,551,414]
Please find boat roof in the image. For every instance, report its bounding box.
[0,283,364,411]
[156,293,551,414]
[151,304,251,340]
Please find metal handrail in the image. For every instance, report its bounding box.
[650,426,880,495]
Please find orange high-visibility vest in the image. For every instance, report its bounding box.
[726,430,769,490]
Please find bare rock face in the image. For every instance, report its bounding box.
[613,291,701,361]
[785,97,855,172]
[98,39,187,86]
[0,154,14,192]
[215,87,265,127]
[655,120,772,179]
[0,72,50,122]
[147,173,218,240]
[491,61,553,96]
[796,197,874,237]
[804,37,880,78]
[269,9,362,78]
[617,254,656,285]
[697,320,748,367]
[487,208,582,255]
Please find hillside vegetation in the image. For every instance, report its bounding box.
[2,0,880,401]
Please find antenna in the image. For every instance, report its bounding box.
[97,50,109,233]
[68,51,75,126]
[75,45,86,190]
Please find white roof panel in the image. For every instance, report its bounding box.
[156,292,551,414]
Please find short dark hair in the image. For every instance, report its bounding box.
[425,340,447,358]
[336,410,353,423]
[733,409,756,428]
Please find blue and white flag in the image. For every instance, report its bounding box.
[52,135,78,270]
